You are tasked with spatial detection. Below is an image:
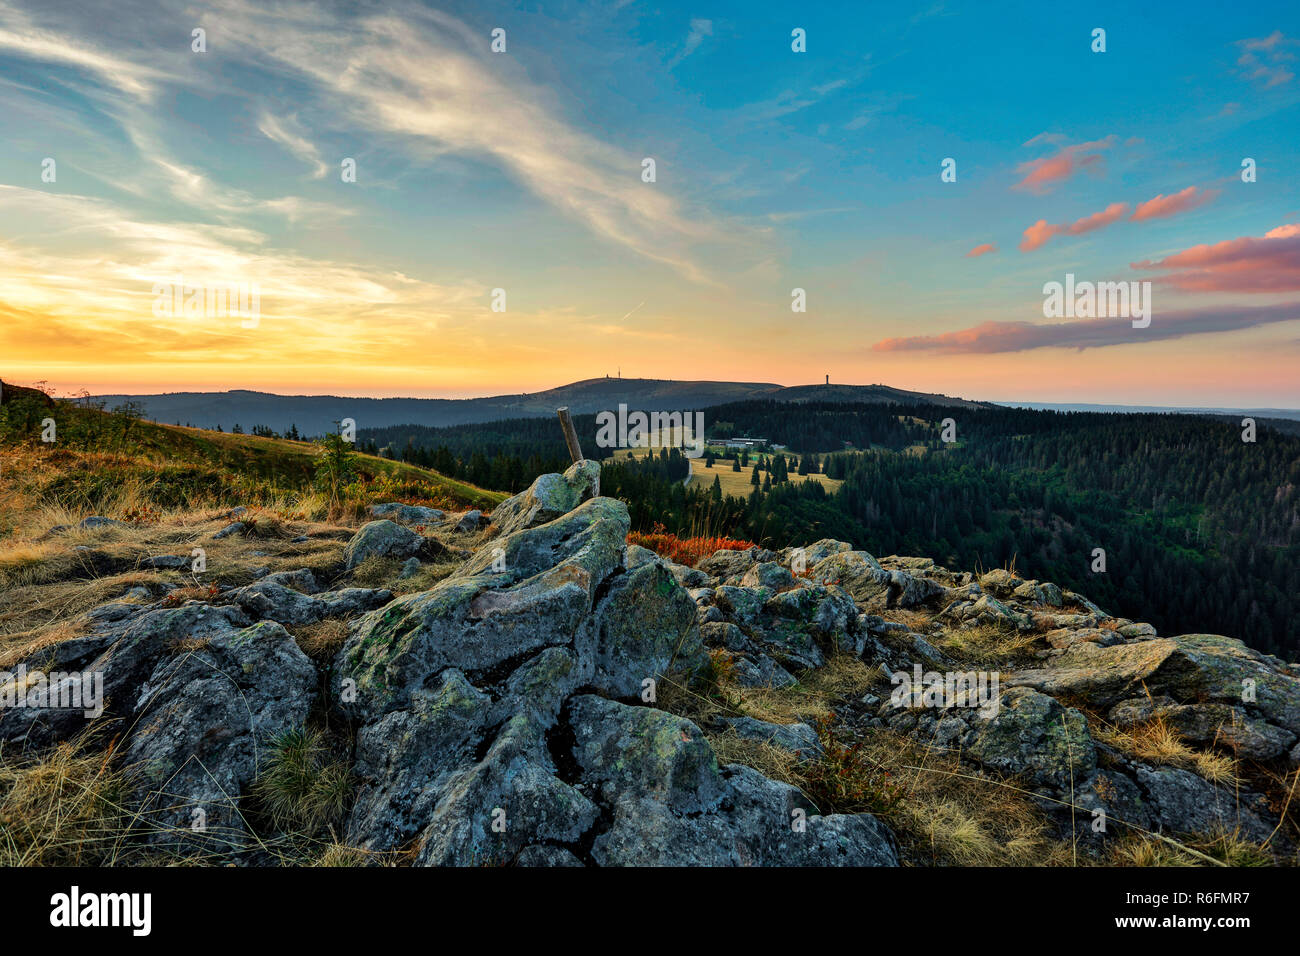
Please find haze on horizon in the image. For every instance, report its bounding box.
[1,0,1299,408]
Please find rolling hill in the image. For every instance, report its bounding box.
[84,377,993,436]
[0,380,504,515]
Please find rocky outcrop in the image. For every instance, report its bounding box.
[680,527,1300,857]
[4,462,1297,865]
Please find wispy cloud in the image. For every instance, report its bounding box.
[1130,185,1218,221]
[197,1,741,283]
[1236,31,1295,88]
[668,18,713,69]
[1013,135,1117,193]
[0,20,160,101]
[258,113,329,179]
[1019,202,1129,252]
[965,243,997,258]
[871,302,1300,353]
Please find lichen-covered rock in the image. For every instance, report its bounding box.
[808,550,888,604]
[260,568,320,593]
[1149,634,1300,736]
[696,546,763,580]
[0,603,253,749]
[1011,634,1300,736]
[784,538,853,569]
[1009,639,1181,706]
[334,496,629,721]
[977,568,1027,597]
[346,670,495,852]
[414,715,601,866]
[227,579,391,626]
[624,543,662,569]
[570,696,896,866]
[731,654,799,689]
[955,594,1033,630]
[713,585,772,625]
[123,620,317,851]
[343,519,426,570]
[962,687,1096,791]
[368,502,445,524]
[588,559,708,698]
[740,561,796,591]
[764,584,861,654]
[1135,765,1276,843]
[489,459,601,536]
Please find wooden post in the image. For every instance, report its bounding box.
[556,406,584,463]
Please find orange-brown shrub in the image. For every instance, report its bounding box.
[627,523,755,567]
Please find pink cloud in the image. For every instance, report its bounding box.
[1131,222,1300,292]
[1013,135,1117,193]
[870,302,1300,354]
[1130,186,1219,222]
[1019,202,1129,252]
[965,243,997,258]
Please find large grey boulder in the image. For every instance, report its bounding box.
[333,496,630,722]
[227,580,392,627]
[0,603,252,750]
[343,520,425,570]
[123,620,317,852]
[1135,765,1276,843]
[808,550,948,610]
[335,494,637,859]
[961,687,1096,791]
[1010,634,1300,735]
[413,715,600,866]
[489,460,601,537]
[569,696,897,866]
[367,502,445,525]
[588,559,708,698]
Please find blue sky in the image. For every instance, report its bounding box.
[1,0,1298,404]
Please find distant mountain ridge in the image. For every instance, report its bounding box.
[86,378,992,436]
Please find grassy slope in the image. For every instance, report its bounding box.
[119,419,505,509]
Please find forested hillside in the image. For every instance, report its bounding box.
[360,402,1299,659]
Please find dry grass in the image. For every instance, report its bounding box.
[877,608,934,633]
[293,618,351,662]
[659,651,880,729]
[1094,716,1239,786]
[1107,829,1275,867]
[0,737,132,866]
[735,719,1064,866]
[312,843,382,866]
[935,624,1041,666]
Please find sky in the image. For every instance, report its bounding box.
[1,0,1298,406]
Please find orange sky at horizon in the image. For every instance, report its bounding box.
[7,321,1297,407]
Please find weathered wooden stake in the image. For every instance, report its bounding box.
[556,406,584,463]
